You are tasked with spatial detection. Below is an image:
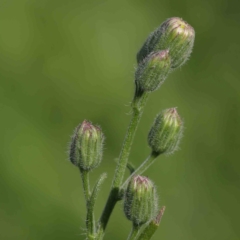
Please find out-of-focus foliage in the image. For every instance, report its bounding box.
[0,0,239,239]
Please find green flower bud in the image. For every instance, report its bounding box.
[69,120,104,170]
[135,50,171,93]
[148,108,183,155]
[124,175,158,226]
[137,17,195,69]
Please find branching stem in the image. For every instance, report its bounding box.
[121,152,160,189]
[96,92,149,239]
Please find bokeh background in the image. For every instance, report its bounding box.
[0,0,239,239]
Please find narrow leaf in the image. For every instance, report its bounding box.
[88,173,107,211]
[136,206,166,240]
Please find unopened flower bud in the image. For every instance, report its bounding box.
[148,108,183,155]
[69,120,104,170]
[124,175,158,226]
[137,17,195,69]
[135,50,171,93]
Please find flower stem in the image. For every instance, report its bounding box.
[80,168,95,238]
[80,169,91,201]
[121,152,159,189]
[96,92,149,239]
[127,224,140,240]
[113,107,143,188]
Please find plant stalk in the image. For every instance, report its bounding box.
[96,92,149,239]
[121,152,159,189]
[127,224,141,240]
[80,169,95,239]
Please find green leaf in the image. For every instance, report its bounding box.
[136,206,166,240]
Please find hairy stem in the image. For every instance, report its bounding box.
[80,169,95,238]
[80,169,91,201]
[121,152,159,189]
[96,92,149,239]
[127,224,141,240]
[113,107,143,188]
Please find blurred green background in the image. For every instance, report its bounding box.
[0,0,239,239]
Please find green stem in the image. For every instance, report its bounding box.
[96,188,118,240]
[96,92,149,239]
[80,169,91,202]
[80,169,95,239]
[112,107,143,188]
[121,152,159,189]
[127,162,136,174]
[127,224,140,240]
[87,173,107,239]
[88,173,107,214]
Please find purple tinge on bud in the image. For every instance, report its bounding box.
[135,50,171,93]
[124,175,158,226]
[148,108,183,155]
[137,17,195,69]
[69,120,104,170]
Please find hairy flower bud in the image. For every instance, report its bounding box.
[69,120,104,170]
[148,108,183,155]
[124,175,158,226]
[137,17,195,69]
[135,50,171,93]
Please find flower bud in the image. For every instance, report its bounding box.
[124,175,158,226]
[148,108,183,155]
[69,120,104,170]
[137,17,195,69]
[135,50,171,93]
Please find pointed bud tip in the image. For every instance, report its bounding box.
[165,108,182,122]
[134,175,149,183]
[81,120,92,129]
[167,107,177,114]
[166,17,195,37]
[81,120,101,132]
[133,175,153,190]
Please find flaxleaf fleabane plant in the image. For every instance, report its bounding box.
[67,17,195,240]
